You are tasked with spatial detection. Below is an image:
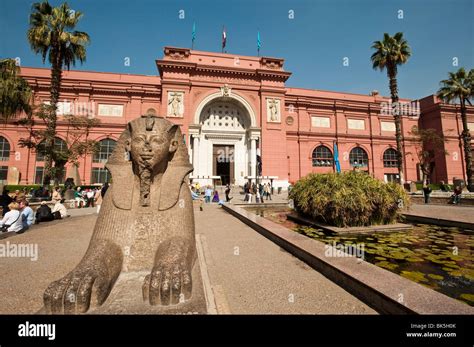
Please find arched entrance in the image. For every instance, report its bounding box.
[189,91,260,186]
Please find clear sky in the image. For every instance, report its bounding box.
[0,0,472,99]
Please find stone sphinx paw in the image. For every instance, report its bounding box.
[43,265,112,314]
[142,259,192,306]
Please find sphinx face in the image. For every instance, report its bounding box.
[129,132,170,171]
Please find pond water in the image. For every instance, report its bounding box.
[245,207,474,307]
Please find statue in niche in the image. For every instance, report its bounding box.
[43,114,196,313]
[267,98,280,122]
[167,92,184,117]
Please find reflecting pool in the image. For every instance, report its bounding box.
[245,207,474,306]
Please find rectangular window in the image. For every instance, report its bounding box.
[34,167,44,185]
[0,166,8,183]
[43,101,72,115]
[311,116,330,128]
[347,119,365,130]
[381,121,396,132]
[98,104,124,117]
[384,173,400,183]
[91,168,111,184]
[468,122,474,131]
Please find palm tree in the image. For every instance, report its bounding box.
[437,68,474,191]
[27,1,89,184]
[0,59,32,121]
[371,32,411,185]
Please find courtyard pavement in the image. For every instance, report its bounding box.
[405,204,474,224]
[0,203,375,314]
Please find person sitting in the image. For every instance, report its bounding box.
[451,185,462,204]
[439,180,449,192]
[35,201,54,224]
[212,190,220,203]
[0,202,23,233]
[20,200,34,232]
[52,199,69,219]
[74,187,85,208]
[51,186,62,204]
[0,187,13,216]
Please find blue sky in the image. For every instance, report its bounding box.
[1,0,472,99]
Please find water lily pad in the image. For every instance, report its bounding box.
[459,294,474,303]
[401,271,429,283]
[427,274,444,280]
[375,261,399,271]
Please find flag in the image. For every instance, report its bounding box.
[257,31,261,54]
[192,22,196,48]
[334,142,341,173]
[222,26,226,52]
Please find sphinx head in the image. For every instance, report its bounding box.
[125,115,179,174]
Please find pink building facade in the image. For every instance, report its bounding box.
[1,47,473,188]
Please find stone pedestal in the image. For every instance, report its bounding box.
[89,262,207,314]
[7,166,19,185]
[66,164,81,186]
[64,189,75,200]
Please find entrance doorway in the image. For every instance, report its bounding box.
[213,145,234,185]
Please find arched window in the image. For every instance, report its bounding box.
[312,145,333,167]
[383,148,398,168]
[36,137,68,162]
[93,139,117,163]
[0,136,11,161]
[349,147,368,167]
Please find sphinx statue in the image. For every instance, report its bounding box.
[43,114,197,314]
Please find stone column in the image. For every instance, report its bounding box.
[193,135,199,177]
[250,138,256,181]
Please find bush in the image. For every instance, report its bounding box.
[289,171,409,228]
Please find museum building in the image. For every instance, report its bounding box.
[1,46,473,188]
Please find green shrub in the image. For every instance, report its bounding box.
[289,171,409,228]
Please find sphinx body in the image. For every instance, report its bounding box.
[43,115,196,314]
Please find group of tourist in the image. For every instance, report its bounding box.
[422,181,463,204]
[189,181,273,204]
[73,184,108,209]
[243,182,272,203]
[0,182,110,235]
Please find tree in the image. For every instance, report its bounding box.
[0,59,32,121]
[409,126,448,186]
[17,107,100,184]
[27,1,90,184]
[437,68,474,191]
[371,32,412,185]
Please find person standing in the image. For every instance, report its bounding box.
[423,184,432,204]
[86,189,95,207]
[265,183,272,201]
[101,182,109,198]
[204,186,212,203]
[225,184,232,202]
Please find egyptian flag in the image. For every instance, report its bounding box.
[222,26,227,52]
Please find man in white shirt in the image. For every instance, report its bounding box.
[0,202,24,233]
[52,199,69,219]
